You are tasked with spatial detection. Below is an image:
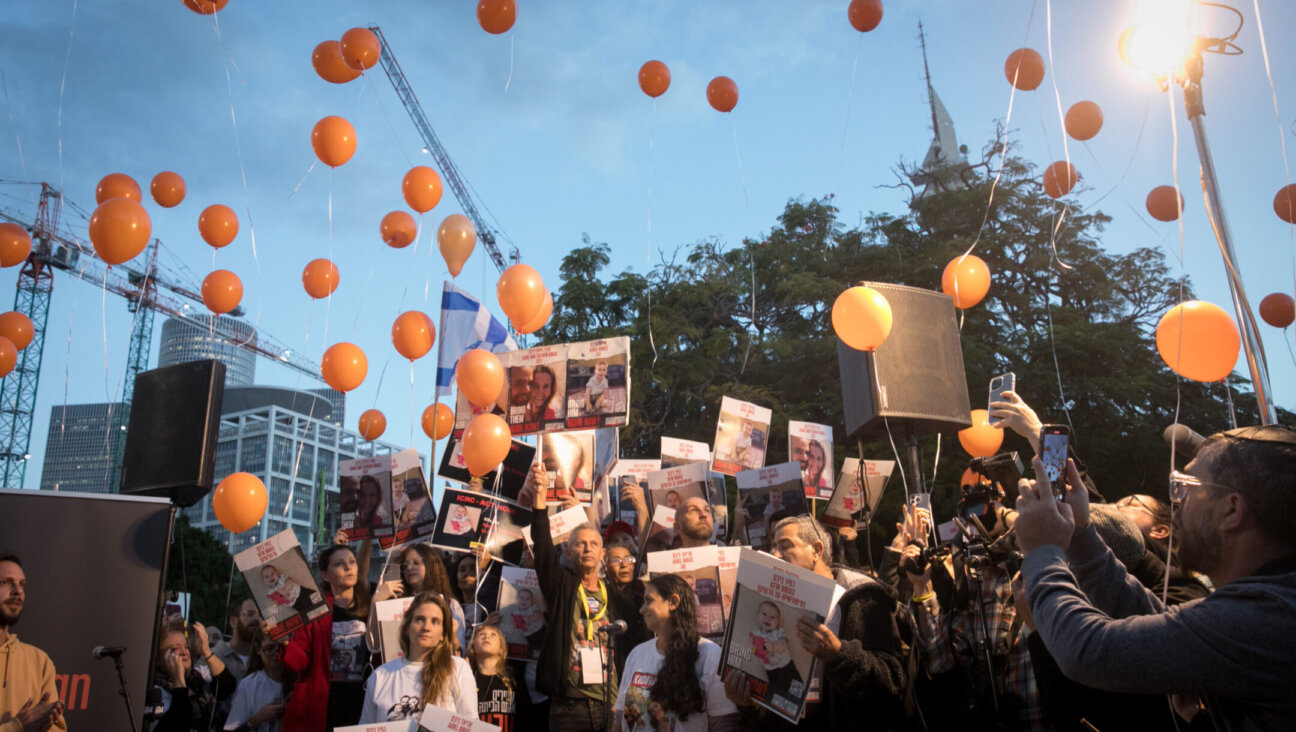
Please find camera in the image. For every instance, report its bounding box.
[968,452,1025,501]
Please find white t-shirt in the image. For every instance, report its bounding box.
[614,638,737,732]
[222,670,283,732]
[359,655,478,723]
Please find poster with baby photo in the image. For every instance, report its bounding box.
[821,458,895,529]
[611,459,659,526]
[645,461,710,517]
[374,596,416,664]
[660,436,711,469]
[788,421,835,500]
[735,462,809,552]
[506,343,568,434]
[437,434,498,489]
[234,529,328,640]
[719,549,844,724]
[497,566,545,661]
[430,488,488,554]
[339,455,394,544]
[646,547,730,639]
[385,448,436,549]
[712,397,773,476]
[564,337,631,430]
[537,431,596,505]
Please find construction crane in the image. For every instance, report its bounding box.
[369,25,520,273]
[0,183,324,490]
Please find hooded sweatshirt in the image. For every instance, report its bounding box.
[0,633,66,732]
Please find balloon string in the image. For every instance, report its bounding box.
[834,31,863,198]
[218,30,259,275]
[647,100,659,370]
[373,354,392,405]
[1044,264,1077,440]
[352,266,378,337]
[1080,99,1160,234]
[1048,202,1074,271]
[286,160,319,202]
[0,68,28,185]
[730,118,755,376]
[1044,0,1072,183]
[410,362,416,445]
[1248,0,1296,304]
[56,0,78,194]
[207,9,245,87]
[505,34,515,92]
[364,71,414,168]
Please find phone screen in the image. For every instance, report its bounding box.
[1041,429,1069,499]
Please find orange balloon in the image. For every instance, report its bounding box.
[392,310,436,360]
[302,258,340,299]
[0,312,33,350]
[422,402,455,440]
[182,0,229,14]
[437,214,476,277]
[199,204,239,248]
[358,409,387,441]
[311,115,357,168]
[707,76,739,113]
[638,60,670,98]
[515,290,553,334]
[831,286,893,351]
[89,198,152,265]
[312,40,361,84]
[96,173,142,205]
[211,473,268,533]
[456,348,505,409]
[201,270,243,314]
[150,171,186,208]
[1155,301,1240,382]
[1274,184,1296,225]
[461,413,511,476]
[403,166,444,214]
[941,254,991,310]
[1259,293,1295,329]
[1004,48,1045,91]
[0,337,15,378]
[847,0,883,32]
[0,223,32,267]
[497,263,545,325]
[477,0,517,34]
[1064,101,1103,141]
[340,27,381,71]
[1042,161,1078,199]
[958,410,1004,458]
[380,210,418,248]
[1146,185,1184,222]
[959,467,988,489]
[321,342,368,393]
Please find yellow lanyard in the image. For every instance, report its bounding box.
[578,580,608,643]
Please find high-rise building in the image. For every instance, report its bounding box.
[38,402,129,494]
[158,315,257,387]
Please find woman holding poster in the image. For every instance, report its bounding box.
[614,574,738,732]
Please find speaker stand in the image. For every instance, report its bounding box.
[905,431,923,496]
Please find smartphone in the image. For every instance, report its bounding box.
[1038,424,1070,501]
[987,373,1016,425]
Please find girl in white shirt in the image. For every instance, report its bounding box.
[223,633,286,732]
[359,591,476,722]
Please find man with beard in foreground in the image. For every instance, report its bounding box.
[1014,426,1296,731]
[0,553,64,731]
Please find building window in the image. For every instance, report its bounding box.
[272,435,295,475]
[241,435,267,474]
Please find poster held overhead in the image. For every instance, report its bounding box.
[610,459,660,525]
[788,421,835,500]
[507,344,567,433]
[538,431,596,505]
[565,338,631,430]
[234,529,329,640]
[387,448,436,548]
[660,436,711,469]
[735,462,807,552]
[713,396,773,476]
[821,458,894,529]
[339,454,394,543]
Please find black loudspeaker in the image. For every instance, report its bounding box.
[120,360,226,507]
[837,282,972,441]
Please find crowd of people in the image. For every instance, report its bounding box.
[2,390,1294,732]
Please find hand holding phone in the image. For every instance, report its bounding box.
[988,373,1016,426]
[1038,425,1069,501]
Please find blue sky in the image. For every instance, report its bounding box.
[2,0,1294,488]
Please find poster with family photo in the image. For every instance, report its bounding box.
[720,549,844,724]
[565,337,631,430]
[735,462,809,552]
[437,434,497,488]
[506,344,567,433]
[497,566,545,661]
[788,421,835,500]
[712,397,773,476]
[537,431,596,505]
[339,455,394,544]
[660,436,711,469]
[234,529,328,640]
[386,448,436,549]
[645,461,710,517]
[611,459,660,525]
[374,596,416,664]
[821,458,895,529]
[646,546,734,639]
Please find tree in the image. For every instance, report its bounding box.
[167,516,248,628]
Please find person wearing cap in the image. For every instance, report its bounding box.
[603,521,637,552]
[1015,426,1296,731]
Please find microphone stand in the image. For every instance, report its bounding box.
[107,651,140,732]
[598,625,619,732]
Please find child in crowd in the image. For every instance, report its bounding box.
[468,624,529,732]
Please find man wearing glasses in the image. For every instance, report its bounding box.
[1014,425,1296,730]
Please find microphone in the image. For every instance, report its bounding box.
[1164,424,1206,460]
[597,620,629,636]
[93,645,127,660]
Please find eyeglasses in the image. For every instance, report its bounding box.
[1169,470,1230,506]
[606,557,636,567]
[1115,495,1158,518]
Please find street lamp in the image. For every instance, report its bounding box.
[1120,2,1277,425]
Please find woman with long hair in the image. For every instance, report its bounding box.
[467,623,531,731]
[360,592,476,722]
[394,543,468,652]
[151,618,237,732]
[615,574,739,732]
[524,365,558,422]
[225,630,292,732]
[802,440,828,494]
[280,543,373,731]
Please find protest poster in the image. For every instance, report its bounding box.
[720,549,844,724]
[234,529,328,640]
[590,427,620,524]
[644,461,709,517]
[712,397,774,476]
[821,458,894,529]
[431,489,532,565]
[538,431,596,505]
[660,436,711,469]
[735,462,808,552]
[610,458,659,525]
[646,545,736,639]
[386,448,436,548]
[339,454,394,543]
[418,706,500,732]
[492,439,537,502]
[565,337,631,430]
[788,421,835,500]
[374,596,416,664]
[708,472,730,542]
[480,497,532,567]
[497,566,545,661]
[506,343,567,434]
[522,504,589,549]
[438,434,497,489]
[336,722,417,732]
[639,503,680,555]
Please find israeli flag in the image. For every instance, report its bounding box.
[436,281,517,397]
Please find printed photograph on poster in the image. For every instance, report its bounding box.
[565,337,631,430]
[788,421,835,500]
[437,434,498,488]
[639,503,680,554]
[611,459,659,525]
[719,549,843,724]
[480,498,532,567]
[431,489,488,554]
[497,566,545,661]
[339,455,393,543]
[374,596,415,664]
[234,529,328,640]
[387,449,436,549]
[589,427,620,524]
[452,355,512,437]
[712,396,773,476]
[521,504,589,550]
[735,462,808,552]
[492,439,537,502]
[506,344,567,433]
[707,473,730,542]
[660,436,711,469]
[417,706,500,732]
[644,461,709,517]
[821,459,894,529]
[536,431,595,505]
[646,545,740,638]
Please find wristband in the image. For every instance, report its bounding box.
[910,591,935,604]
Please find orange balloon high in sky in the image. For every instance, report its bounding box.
[461,413,511,476]
[358,409,387,441]
[847,0,883,32]
[1155,301,1240,382]
[392,310,436,360]
[302,258,340,299]
[0,223,32,268]
[707,76,739,113]
[0,312,34,350]
[477,0,517,34]
[497,263,546,325]
[312,40,361,84]
[96,173,142,204]
[89,198,151,265]
[403,166,443,214]
[1042,161,1078,199]
[456,348,504,408]
[339,27,381,71]
[201,270,243,314]
[942,254,991,309]
[380,210,417,248]
[199,204,239,248]
[638,60,670,98]
[322,342,368,392]
[438,214,476,276]
[311,115,357,168]
[422,402,455,440]
[150,171,186,208]
[211,472,267,533]
[1004,48,1045,91]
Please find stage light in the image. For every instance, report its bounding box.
[1119,0,1196,79]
